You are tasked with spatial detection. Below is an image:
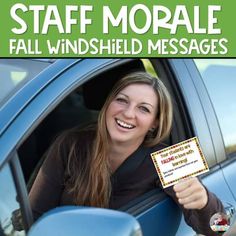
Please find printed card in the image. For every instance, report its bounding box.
[151,137,209,188]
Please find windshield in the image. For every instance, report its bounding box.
[0,59,52,107]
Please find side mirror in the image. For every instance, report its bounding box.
[28,206,142,236]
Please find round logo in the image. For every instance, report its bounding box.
[210,212,230,233]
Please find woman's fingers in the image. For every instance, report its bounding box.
[173,177,208,210]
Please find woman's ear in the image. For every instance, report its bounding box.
[151,119,158,130]
[147,120,158,139]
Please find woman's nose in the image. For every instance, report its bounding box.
[123,105,136,118]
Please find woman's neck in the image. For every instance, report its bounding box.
[108,141,142,173]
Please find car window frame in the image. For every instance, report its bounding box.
[10,58,181,224]
[10,151,33,230]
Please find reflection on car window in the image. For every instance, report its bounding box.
[194,59,236,157]
[141,59,158,77]
[0,59,51,106]
[0,164,25,236]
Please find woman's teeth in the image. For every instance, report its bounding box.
[116,119,135,129]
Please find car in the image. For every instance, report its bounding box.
[0,58,236,236]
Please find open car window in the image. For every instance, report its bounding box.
[15,59,188,227]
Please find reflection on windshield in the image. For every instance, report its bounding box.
[0,64,27,103]
[0,59,50,106]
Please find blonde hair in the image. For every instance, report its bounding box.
[67,71,173,208]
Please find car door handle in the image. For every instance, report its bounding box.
[224,202,235,218]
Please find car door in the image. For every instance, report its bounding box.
[167,59,236,235]
[194,59,236,209]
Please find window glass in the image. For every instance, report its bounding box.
[0,59,51,107]
[194,59,236,156]
[0,164,25,236]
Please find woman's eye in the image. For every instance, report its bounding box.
[139,106,150,113]
[116,97,127,104]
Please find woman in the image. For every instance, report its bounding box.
[29,72,224,235]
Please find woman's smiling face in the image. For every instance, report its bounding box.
[105,83,158,146]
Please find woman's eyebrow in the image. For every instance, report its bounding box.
[118,92,129,98]
[140,102,155,108]
[119,93,155,108]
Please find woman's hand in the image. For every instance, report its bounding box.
[173,177,208,210]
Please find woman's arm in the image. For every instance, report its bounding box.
[29,132,71,220]
[164,177,225,236]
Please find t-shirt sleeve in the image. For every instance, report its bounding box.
[29,131,72,220]
[163,183,225,236]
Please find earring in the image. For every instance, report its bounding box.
[149,128,155,132]
[146,128,156,139]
